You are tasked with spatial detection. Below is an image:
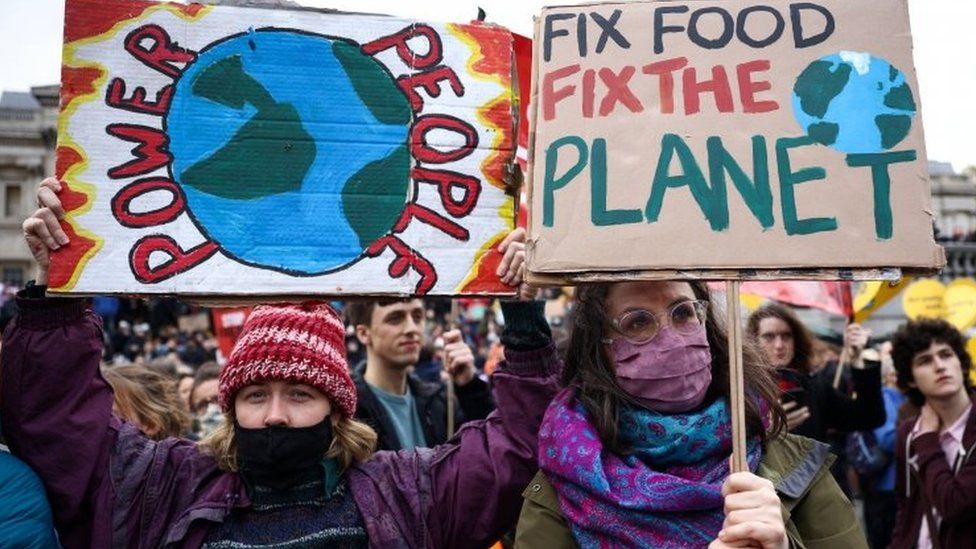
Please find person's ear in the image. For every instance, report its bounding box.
[355,325,370,346]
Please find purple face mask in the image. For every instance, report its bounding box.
[610,325,713,413]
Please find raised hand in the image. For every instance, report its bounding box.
[22,177,68,285]
[442,329,475,386]
[843,323,871,365]
[496,227,539,300]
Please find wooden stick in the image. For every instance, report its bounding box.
[832,347,849,390]
[446,300,459,438]
[725,280,748,473]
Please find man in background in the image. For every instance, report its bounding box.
[345,299,493,451]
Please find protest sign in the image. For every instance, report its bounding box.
[51,0,518,297]
[526,0,945,281]
[903,279,947,320]
[212,306,251,360]
[945,282,976,331]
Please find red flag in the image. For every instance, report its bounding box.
[513,33,532,172]
[211,307,252,361]
[738,281,853,317]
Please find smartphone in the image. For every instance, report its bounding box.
[777,368,808,409]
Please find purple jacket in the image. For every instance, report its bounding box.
[0,296,560,548]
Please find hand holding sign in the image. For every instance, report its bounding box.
[842,323,871,367]
[442,329,475,386]
[496,227,541,300]
[711,472,788,549]
[22,178,69,285]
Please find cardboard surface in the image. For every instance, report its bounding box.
[52,0,517,297]
[527,0,945,279]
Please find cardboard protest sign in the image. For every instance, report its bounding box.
[52,0,518,297]
[527,0,945,280]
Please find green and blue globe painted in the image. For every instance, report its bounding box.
[792,52,916,154]
[166,30,411,274]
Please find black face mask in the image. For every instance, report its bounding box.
[234,418,333,491]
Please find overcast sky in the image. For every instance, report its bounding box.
[2,0,973,170]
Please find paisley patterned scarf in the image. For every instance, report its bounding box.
[538,388,763,548]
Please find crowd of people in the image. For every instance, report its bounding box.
[1,180,974,549]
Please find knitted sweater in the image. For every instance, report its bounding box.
[203,464,367,548]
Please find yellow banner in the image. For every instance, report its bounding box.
[853,277,912,322]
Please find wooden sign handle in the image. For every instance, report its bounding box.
[446,300,460,438]
[725,280,748,473]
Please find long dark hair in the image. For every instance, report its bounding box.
[745,303,815,373]
[564,281,785,454]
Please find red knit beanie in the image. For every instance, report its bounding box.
[218,302,356,417]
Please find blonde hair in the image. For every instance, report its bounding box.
[102,364,191,440]
[198,411,377,473]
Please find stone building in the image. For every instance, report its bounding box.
[929,160,976,281]
[0,86,58,287]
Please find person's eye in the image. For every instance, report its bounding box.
[671,303,697,322]
[291,389,311,400]
[622,312,653,331]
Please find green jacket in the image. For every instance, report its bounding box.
[515,433,867,549]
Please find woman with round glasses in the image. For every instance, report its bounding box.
[515,280,867,549]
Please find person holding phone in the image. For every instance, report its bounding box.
[747,304,886,496]
[747,304,884,440]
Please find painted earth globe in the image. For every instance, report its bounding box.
[166,30,411,274]
[792,52,917,155]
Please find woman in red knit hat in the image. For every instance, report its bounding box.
[1,178,558,548]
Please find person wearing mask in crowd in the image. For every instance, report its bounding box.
[889,318,976,549]
[2,178,554,548]
[747,304,885,494]
[102,363,191,440]
[345,296,495,450]
[190,361,223,439]
[516,281,867,548]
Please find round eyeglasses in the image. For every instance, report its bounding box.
[602,300,708,344]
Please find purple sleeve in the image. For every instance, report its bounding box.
[0,296,116,548]
[350,344,563,548]
[426,344,561,547]
[889,423,912,546]
[912,430,976,524]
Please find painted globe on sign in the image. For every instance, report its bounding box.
[166,30,411,275]
[792,52,917,154]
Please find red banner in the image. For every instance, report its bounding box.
[211,307,252,360]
